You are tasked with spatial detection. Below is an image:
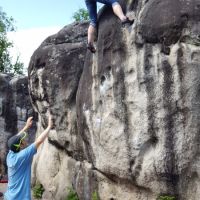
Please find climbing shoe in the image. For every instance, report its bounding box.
[87,43,96,53]
[122,18,134,27]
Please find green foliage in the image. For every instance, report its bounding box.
[0,7,24,74]
[72,8,89,22]
[0,8,15,32]
[32,183,45,199]
[12,55,24,74]
[158,195,176,200]
[65,188,79,200]
[92,191,100,200]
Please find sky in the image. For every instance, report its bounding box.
[0,0,87,71]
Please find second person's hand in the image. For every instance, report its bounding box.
[48,115,53,129]
[25,117,33,129]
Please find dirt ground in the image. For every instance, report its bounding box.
[0,183,7,199]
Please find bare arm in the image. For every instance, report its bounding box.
[34,115,53,149]
[17,117,33,136]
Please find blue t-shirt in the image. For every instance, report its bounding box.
[4,143,37,200]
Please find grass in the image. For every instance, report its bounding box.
[65,188,79,200]
[158,195,176,200]
[92,191,100,200]
[32,183,45,199]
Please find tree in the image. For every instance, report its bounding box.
[0,7,24,75]
[72,8,89,22]
[12,56,24,75]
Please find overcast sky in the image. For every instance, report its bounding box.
[1,0,87,71]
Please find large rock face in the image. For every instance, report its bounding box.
[29,22,89,200]
[0,73,36,175]
[29,1,200,200]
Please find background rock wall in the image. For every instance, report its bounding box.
[0,73,36,175]
[29,22,90,200]
[29,0,200,200]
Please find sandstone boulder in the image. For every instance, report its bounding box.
[29,0,200,200]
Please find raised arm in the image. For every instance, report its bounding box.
[17,117,33,136]
[34,115,53,149]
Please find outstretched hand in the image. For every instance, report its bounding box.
[48,115,53,129]
[25,117,33,129]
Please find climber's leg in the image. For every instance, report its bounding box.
[112,2,127,21]
[97,0,134,25]
[87,25,96,53]
[111,2,134,25]
[85,0,97,53]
